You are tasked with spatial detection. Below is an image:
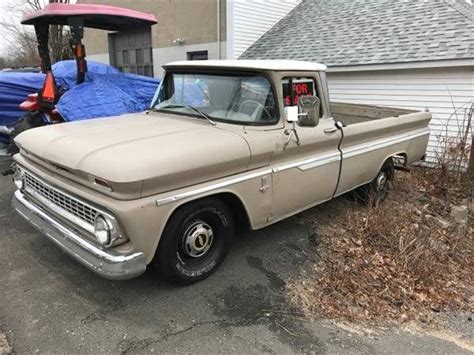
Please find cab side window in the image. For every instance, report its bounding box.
[282,77,317,107]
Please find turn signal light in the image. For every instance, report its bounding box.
[41,72,56,103]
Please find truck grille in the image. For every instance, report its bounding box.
[24,171,98,226]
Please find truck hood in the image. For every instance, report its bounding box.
[15,113,251,195]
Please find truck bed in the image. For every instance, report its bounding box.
[331,102,419,125]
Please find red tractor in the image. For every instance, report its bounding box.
[4,3,157,162]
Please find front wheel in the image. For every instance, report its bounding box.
[153,198,234,284]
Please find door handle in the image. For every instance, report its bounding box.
[324,127,338,134]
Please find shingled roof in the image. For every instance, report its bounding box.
[241,0,474,67]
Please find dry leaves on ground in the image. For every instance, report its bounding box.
[289,167,473,325]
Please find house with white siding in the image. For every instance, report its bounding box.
[240,0,473,163]
[226,0,300,60]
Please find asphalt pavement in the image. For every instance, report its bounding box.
[0,172,472,354]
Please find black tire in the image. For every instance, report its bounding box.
[356,159,395,206]
[153,197,234,284]
[7,111,45,155]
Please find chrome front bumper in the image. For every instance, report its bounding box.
[12,190,146,280]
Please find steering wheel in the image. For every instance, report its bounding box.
[238,100,272,121]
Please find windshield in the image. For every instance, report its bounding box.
[152,72,277,125]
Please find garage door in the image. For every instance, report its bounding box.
[109,28,154,77]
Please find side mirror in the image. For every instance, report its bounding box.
[297,95,320,127]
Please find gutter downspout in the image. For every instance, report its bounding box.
[217,0,221,59]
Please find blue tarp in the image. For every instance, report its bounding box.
[56,72,159,121]
[0,71,44,127]
[52,60,121,90]
[0,60,160,126]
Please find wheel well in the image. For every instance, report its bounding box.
[167,192,252,235]
[213,192,251,233]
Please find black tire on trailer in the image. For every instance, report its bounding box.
[7,111,45,155]
[153,197,234,284]
[356,158,395,206]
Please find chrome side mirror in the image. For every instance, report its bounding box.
[297,95,320,127]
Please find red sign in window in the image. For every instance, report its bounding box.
[282,80,315,106]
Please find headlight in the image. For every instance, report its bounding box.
[94,214,127,247]
[94,215,112,246]
[13,167,25,190]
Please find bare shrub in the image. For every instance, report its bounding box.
[288,168,473,325]
[433,101,473,201]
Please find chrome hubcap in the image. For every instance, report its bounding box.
[376,172,388,191]
[183,221,214,258]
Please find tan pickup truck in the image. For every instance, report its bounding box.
[12,60,431,283]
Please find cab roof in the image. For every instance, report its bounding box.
[163,60,327,72]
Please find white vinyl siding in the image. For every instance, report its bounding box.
[227,0,301,59]
[327,67,474,164]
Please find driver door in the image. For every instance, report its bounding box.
[269,76,342,222]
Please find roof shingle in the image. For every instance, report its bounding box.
[241,0,474,67]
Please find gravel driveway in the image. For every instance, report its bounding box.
[0,173,472,354]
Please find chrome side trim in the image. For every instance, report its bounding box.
[156,127,429,207]
[156,151,341,207]
[156,169,272,206]
[272,151,341,173]
[13,190,146,280]
[299,155,340,171]
[343,127,430,158]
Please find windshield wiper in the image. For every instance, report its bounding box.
[154,104,216,126]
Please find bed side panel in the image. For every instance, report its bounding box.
[335,112,431,196]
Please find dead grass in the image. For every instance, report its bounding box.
[289,167,473,325]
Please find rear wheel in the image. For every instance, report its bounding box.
[356,159,394,206]
[153,198,234,284]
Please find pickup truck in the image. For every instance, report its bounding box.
[11,60,431,284]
